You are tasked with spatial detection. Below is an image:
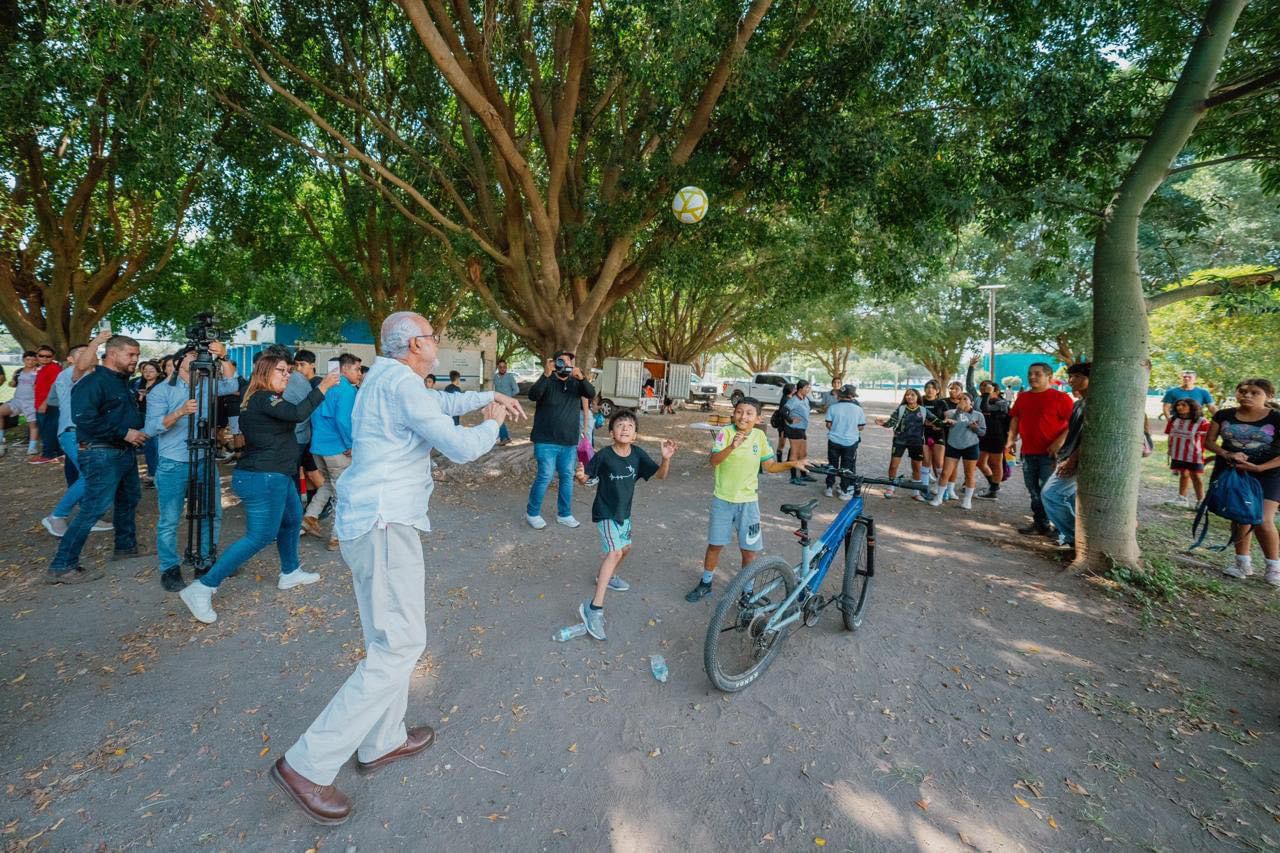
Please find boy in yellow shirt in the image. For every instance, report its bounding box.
[685,397,809,602]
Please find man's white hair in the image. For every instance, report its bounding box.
[381,311,427,358]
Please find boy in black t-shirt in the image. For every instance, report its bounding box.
[573,409,676,640]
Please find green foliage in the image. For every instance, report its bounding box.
[1150,283,1280,397]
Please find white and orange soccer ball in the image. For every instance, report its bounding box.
[671,186,709,224]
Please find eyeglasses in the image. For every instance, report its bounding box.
[413,333,440,345]
[36,353,53,359]
[272,367,290,376]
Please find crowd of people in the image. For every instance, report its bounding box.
[749,361,1279,583]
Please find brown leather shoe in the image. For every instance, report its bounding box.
[269,757,351,825]
[356,726,436,774]
[326,536,340,552]
[301,516,322,538]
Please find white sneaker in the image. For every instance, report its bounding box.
[882,486,894,499]
[278,569,321,590]
[960,487,974,510]
[824,487,834,497]
[1266,568,1280,587]
[839,490,853,502]
[526,514,547,530]
[179,582,217,624]
[91,520,113,532]
[1222,562,1252,579]
[42,515,68,537]
[929,490,944,507]
[557,515,581,529]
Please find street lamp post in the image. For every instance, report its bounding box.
[977,285,1006,384]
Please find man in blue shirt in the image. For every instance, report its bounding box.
[823,385,867,498]
[302,353,362,550]
[47,335,147,584]
[1161,370,1215,418]
[145,343,237,591]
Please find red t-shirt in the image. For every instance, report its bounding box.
[34,363,61,408]
[1009,388,1074,455]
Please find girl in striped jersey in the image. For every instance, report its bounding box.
[1164,398,1210,507]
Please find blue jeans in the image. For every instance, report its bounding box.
[38,407,63,459]
[199,469,301,589]
[1040,472,1078,546]
[498,423,511,443]
[526,443,576,518]
[142,438,158,478]
[51,431,85,518]
[155,457,222,571]
[1020,453,1056,529]
[49,446,140,572]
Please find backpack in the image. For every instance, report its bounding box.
[770,404,787,431]
[1190,466,1265,551]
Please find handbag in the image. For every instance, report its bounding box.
[576,434,595,465]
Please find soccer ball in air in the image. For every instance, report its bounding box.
[671,186,709,224]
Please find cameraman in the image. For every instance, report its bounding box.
[145,342,238,592]
[525,351,595,530]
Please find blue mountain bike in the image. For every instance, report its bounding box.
[702,466,928,692]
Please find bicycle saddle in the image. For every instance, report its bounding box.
[780,498,819,521]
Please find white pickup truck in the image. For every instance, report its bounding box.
[726,373,826,409]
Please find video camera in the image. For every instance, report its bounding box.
[554,357,574,379]
[185,311,222,370]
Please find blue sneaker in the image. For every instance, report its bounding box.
[579,601,606,640]
[596,575,630,592]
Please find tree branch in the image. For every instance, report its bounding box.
[1144,269,1278,312]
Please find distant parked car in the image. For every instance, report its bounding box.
[726,373,826,410]
[688,374,720,410]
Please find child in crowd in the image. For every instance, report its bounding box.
[9,351,40,454]
[877,389,937,500]
[1165,398,1210,507]
[771,383,796,462]
[920,380,949,488]
[685,397,808,603]
[574,410,676,640]
[823,384,866,500]
[1204,378,1280,583]
[930,393,987,509]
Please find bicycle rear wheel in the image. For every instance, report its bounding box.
[840,522,871,631]
[703,556,799,692]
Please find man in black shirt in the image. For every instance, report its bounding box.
[48,335,148,584]
[525,350,596,530]
[1040,362,1090,554]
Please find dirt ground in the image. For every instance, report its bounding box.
[1,400,1278,852]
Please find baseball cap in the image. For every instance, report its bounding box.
[838,384,858,399]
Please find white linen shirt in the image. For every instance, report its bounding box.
[334,357,497,540]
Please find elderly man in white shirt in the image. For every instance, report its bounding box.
[271,311,523,825]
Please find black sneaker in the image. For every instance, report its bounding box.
[976,487,999,500]
[799,474,818,483]
[111,546,140,561]
[160,566,185,592]
[1015,523,1041,535]
[685,580,713,603]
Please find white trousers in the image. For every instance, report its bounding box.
[285,523,426,785]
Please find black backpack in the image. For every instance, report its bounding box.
[770,404,787,430]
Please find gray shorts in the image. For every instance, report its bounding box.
[707,497,763,551]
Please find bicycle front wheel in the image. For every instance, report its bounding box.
[840,522,871,631]
[703,555,799,692]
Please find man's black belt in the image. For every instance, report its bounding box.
[79,442,128,450]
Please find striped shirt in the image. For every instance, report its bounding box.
[1165,416,1209,465]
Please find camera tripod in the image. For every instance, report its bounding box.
[185,343,222,575]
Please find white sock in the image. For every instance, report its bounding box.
[1237,554,1252,569]
[1266,559,1280,573]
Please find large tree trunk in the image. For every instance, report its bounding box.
[1077,0,1246,571]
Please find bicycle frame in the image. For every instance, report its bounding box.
[749,493,870,634]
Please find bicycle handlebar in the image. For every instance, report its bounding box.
[805,464,931,493]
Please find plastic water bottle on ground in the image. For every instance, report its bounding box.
[650,654,669,683]
[553,623,588,642]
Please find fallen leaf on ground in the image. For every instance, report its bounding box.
[567,743,577,753]
[915,800,929,811]
[814,838,826,847]
[259,747,270,758]
[1064,779,1089,796]
[1047,816,1058,829]
[1014,795,1031,809]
